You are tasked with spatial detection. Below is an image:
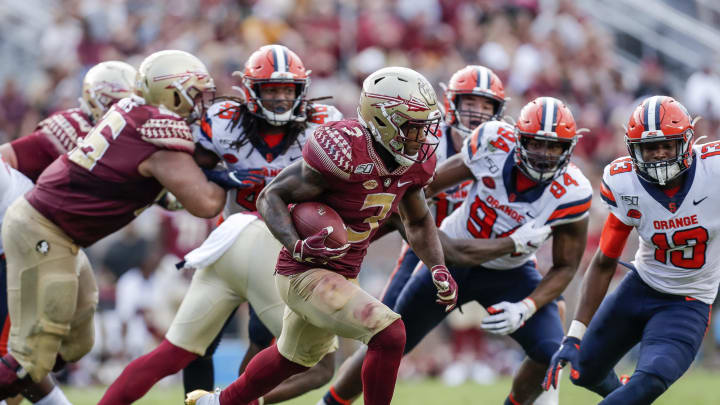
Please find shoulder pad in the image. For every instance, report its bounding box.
[463,120,517,161]
[138,108,195,153]
[304,120,364,180]
[307,104,344,126]
[37,108,93,152]
[602,156,634,184]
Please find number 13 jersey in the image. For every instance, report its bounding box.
[440,121,592,270]
[600,144,720,304]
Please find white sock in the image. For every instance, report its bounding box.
[535,369,561,405]
[34,386,72,405]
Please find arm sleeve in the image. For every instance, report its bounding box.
[598,213,633,259]
[10,131,63,182]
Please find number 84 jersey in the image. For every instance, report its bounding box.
[600,144,720,304]
[440,121,592,270]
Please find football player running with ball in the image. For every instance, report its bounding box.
[0,50,226,400]
[545,96,716,405]
[98,44,343,405]
[185,67,458,405]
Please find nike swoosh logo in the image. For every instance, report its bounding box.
[228,172,242,183]
[289,156,302,161]
[693,196,708,205]
[397,180,413,187]
[526,212,535,219]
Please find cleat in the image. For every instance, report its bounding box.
[185,388,221,405]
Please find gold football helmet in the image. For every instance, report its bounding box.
[358,67,441,166]
[136,50,216,122]
[79,61,137,123]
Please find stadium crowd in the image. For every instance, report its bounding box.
[2,0,720,390]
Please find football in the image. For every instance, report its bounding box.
[291,202,348,248]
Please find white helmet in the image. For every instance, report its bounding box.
[136,50,216,122]
[79,61,137,123]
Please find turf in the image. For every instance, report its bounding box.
[61,369,720,404]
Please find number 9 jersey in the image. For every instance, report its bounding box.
[600,143,720,304]
[440,121,592,269]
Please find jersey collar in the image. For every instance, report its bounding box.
[502,150,546,203]
[637,154,697,213]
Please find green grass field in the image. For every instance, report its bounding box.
[60,369,720,404]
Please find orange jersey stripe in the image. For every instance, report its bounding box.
[470,129,480,156]
[598,213,633,259]
[600,181,615,202]
[547,200,591,221]
[0,314,10,356]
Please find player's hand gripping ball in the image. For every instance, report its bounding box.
[291,202,350,263]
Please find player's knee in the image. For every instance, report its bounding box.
[633,372,667,398]
[643,353,684,385]
[368,319,405,353]
[58,305,96,362]
[38,274,79,338]
[525,339,559,365]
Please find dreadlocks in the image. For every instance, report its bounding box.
[212,96,309,158]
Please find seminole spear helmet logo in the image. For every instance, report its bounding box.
[417,78,437,107]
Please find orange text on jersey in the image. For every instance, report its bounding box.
[653,215,698,230]
[486,195,525,223]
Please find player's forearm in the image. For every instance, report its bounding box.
[256,190,300,251]
[404,211,444,267]
[440,232,515,267]
[528,265,576,309]
[574,251,617,326]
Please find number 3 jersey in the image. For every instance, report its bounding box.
[193,100,343,216]
[440,121,592,270]
[600,146,720,304]
[275,119,436,279]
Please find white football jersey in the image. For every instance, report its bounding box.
[431,123,472,226]
[600,143,720,304]
[440,120,592,270]
[193,100,342,217]
[0,160,33,253]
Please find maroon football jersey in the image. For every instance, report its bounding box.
[26,97,195,247]
[276,119,436,278]
[11,108,93,181]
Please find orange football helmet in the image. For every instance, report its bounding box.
[515,97,579,183]
[625,95,695,185]
[235,44,310,126]
[442,65,506,136]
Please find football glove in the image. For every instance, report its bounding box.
[543,336,581,390]
[508,220,552,255]
[292,227,351,264]
[430,265,458,312]
[481,298,536,335]
[203,168,265,190]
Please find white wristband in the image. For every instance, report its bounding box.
[257,397,264,405]
[567,320,587,339]
[521,297,537,317]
